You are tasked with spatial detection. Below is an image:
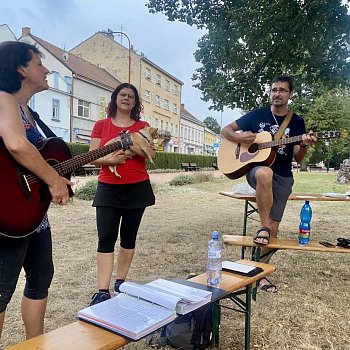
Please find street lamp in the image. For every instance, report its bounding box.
[102,29,131,83]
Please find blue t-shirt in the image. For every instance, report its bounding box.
[235,107,306,177]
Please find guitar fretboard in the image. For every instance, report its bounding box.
[258,131,338,150]
[54,140,123,175]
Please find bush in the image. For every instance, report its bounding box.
[169,172,214,186]
[75,179,98,201]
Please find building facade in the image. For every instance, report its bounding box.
[70,30,183,152]
[20,28,120,143]
[179,104,205,155]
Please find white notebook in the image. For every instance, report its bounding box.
[78,279,212,340]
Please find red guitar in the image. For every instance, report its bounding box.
[0,131,132,238]
[218,130,341,179]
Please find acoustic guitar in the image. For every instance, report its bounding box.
[218,130,341,180]
[0,131,132,238]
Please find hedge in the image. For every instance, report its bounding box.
[66,143,217,171]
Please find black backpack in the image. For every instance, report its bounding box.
[157,303,215,350]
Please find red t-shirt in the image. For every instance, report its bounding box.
[91,118,150,184]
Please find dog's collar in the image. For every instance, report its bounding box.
[138,130,151,144]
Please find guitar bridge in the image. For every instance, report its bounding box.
[18,173,32,202]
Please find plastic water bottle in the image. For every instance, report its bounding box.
[298,201,312,246]
[207,230,222,287]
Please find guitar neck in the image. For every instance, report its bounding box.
[259,135,304,150]
[54,140,123,176]
[258,131,338,150]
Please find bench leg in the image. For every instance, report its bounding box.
[211,301,221,347]
[244,284,252,350]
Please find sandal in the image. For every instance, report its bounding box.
[259,277,278,293]
[253,227,270,245]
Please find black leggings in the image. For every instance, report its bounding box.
[0,228,54,313]
[96,207,145,252]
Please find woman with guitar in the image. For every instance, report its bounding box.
[88,83,156,306]
[0,42,72,340]
[221,76,316,293]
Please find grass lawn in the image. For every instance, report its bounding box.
[2,171,350,350]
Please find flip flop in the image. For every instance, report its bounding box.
[259,277,278,293]
[253,226,270,245]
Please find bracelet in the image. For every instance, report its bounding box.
[300,142,309,149]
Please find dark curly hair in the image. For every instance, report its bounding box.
[0,41,42,93]
[107,83,143,120]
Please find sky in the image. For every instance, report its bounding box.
[2,0,242,128]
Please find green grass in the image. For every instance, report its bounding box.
[292,171,348,193]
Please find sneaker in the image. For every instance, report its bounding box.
[90,291,111,306]
[114,279,125,295]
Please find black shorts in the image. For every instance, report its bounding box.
[0,228,54,312]
[246,166,293,222]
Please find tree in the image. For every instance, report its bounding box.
[293,89,350,167]
[203,116,220,134]
[147,0,350,111]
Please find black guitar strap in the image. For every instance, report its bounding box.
[28,107,57,138]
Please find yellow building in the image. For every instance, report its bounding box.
[71,30,183,152]
[204,127,219,156]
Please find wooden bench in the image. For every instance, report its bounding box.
[309,166,323,172]
[5,260,275,350]
[79,164,101,176]
[189,163,200,171]
[212,162,218,170]
[222,235,350,261]
[181,162,191,171]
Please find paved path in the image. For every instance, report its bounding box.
[72,170,222,189]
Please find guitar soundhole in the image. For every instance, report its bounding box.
[248,143,259,153]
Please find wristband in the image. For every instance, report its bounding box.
[300,142,309,149]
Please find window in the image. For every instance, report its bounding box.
[154,118,159,128]
[155,95,160,107]
[144,90,151,103]
[165,79,170,91]
[156,74,161,86]
[144,67,151,80]
[164,99,169,110]
[172,103,178,113]
[52,71,59,89]
[52,99,60,121]
[173,84,179,95]
[165,122,169,131]
[78,99,91,118]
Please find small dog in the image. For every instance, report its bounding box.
[104,126,158,178]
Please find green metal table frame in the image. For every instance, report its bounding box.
[212,285,253,350]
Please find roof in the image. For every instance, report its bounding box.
[180,105,205,126]
[28,34,120,90]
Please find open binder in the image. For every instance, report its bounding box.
[78,279,212,340]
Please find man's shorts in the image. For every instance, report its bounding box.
[246,166,294,222]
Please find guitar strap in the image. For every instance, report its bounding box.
[273,110,293,140]
[28,106,57,138]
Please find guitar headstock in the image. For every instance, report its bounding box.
[119,130,133,150]
[314,131,341,139]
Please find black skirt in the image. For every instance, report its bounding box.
[92,180,155,209]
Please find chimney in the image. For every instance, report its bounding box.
[22,27,31,36]
[181,103,185,108]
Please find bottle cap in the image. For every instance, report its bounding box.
[305,200,310,204]
[212,230,219,239]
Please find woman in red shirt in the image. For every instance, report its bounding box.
[89,83,156,305]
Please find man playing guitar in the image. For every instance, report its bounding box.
[221,76,316,293]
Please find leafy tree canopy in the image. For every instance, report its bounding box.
[203,116,221,134]
[147,0,350,110]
